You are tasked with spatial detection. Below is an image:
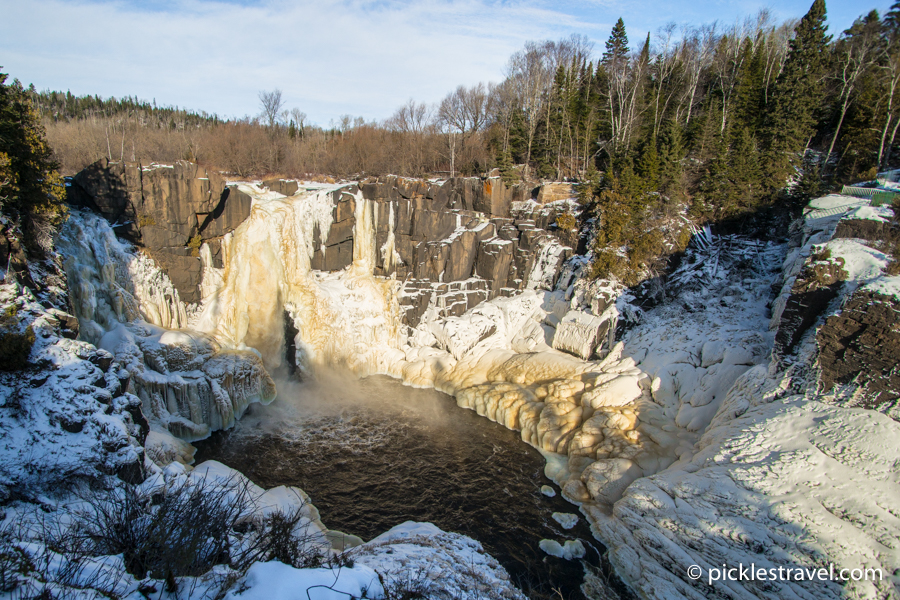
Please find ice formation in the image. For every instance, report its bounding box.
[195,184,403,377]
[58,211,276,440]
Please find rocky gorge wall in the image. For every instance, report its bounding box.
[68,160,577,326]
[769,196,900,420]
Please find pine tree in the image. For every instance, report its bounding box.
[0,71,65,247]
[762,0,831,191]
[723,126,763,217]
[658,118,686,201]
[603,19,630,68]
[497,149,518,185]
[637,135,660,191]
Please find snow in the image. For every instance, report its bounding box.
[223,561,383,600]
[864,274,900,300]
[820,238,889,283]
[807,194,866,211]
[353,523,526,600]
[845,204,894,222]
[0,281,145,502]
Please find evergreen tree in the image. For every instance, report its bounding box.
[733,36,767,134]
[637,135,660,191]
[497,149,518,185]
[658,117,687,201]
[603,19,630,67]
[762,0,831,191]
[0,71,65,250]
[723,126,763,217]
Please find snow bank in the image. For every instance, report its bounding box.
[353,522,526,600]
[0,281,145,500]
[224,561,383,600]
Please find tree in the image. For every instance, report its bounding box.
[762,0,831,190]
[822,11,885,175]
[0,70,65,253]
[506,41,554,180]
[258,89,285,129]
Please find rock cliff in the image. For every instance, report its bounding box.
[69,162,576,327]
[68,159,252,303]
[769,194,899,419]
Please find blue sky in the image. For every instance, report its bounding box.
[0,0,889,126]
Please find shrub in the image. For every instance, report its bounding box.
[554,212,576,232]
[48,475,330,585]
[0,306,34,371]
[0,521,33,593]
[187,234,202,257]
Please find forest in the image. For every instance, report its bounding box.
[10,0,899,281]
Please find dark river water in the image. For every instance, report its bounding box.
[193,374,628,600]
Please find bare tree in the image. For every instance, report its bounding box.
[678,23,719,125]
[506,41,554,180]
[387,99,434,175]
[259,89,285,129]
[438,83,493,176]
[649,23,683,138]
[878,41,900,168]
[290,108,307,138]
[823,13,885,173]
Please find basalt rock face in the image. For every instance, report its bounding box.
[302,175,573,326]
[833,218,896,244]
[69,163,577,326]
[817,290,900,416]
[68,159,251,304]
[772,257,847,361]
[347,177,573,326]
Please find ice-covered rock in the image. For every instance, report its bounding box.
[0,281,147,500]
[58,211,277,441]
[538,538,586,560]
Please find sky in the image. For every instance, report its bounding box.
[0,0,890,127]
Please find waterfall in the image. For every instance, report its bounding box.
[195,184,404,378]
[58,210,276,442]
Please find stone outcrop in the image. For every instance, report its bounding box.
[68,159,252,303]
[817,289,900,415]
[535,182,575,204]
[833,218,896,244]
[288,175,573,326]
[772,255,847,360]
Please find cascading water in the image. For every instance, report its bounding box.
[58,210,276,441]
[194,184,404,377]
